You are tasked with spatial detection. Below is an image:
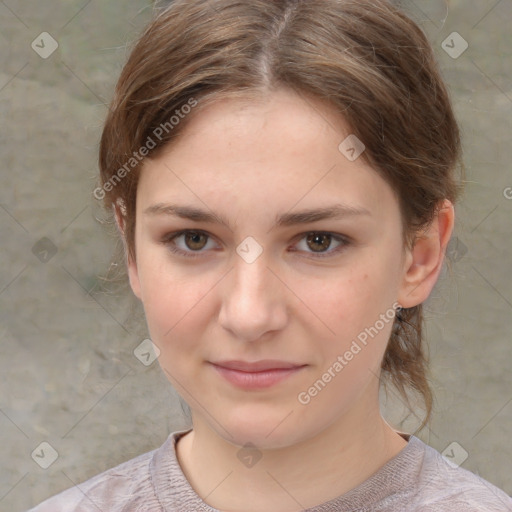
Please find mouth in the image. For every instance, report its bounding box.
[208,360,308,390]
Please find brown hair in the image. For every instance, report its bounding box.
[98,0,465,429]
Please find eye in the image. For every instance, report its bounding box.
[162,230,351,259]
[163,230,217,259]
[292,232,350,258]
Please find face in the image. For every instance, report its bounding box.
[127,88,416,449]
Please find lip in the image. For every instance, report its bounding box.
[209,360,307,390]
[211,359,305,372]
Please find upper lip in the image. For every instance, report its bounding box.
[210,360,306,372]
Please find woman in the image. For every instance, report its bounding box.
[29,0,512,510]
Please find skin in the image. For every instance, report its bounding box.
[115,87,454,511]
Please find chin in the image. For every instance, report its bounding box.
[217,409,306,450]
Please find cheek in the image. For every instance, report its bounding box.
[136,252,208,354]
[299,264,392,332]
[296,274,396,410]
[141,274,211,391]
[295,261,397,369]
[143,279,206,342]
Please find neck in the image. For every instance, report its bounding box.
[176,391,407,512]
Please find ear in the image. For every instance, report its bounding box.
[397,199,455,309]
[113,199,142,300]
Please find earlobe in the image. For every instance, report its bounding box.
[397,199,455,309]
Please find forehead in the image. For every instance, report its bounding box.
[172,88,350,154]
[137,88,397,221]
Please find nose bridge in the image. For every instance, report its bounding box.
[218,245,287,340]
[231,247,274,305]
[231,234,273,292]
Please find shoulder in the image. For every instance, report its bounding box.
[27,446,160,512]
[406,437,512,511]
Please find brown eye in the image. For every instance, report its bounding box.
[293,232,350,259]
[163,230,216,258]
[306,233,333,253]
[183,231,208,250]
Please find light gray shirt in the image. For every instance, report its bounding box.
[28,428,512,511]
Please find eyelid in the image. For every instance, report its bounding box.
[290,231,351,256]
[162,229,220,259]
[162,229,351,259]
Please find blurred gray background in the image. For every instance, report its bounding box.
[0,1,511,510]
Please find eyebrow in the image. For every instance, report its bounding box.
[143,202,371,230]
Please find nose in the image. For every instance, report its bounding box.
[218,250,288,343]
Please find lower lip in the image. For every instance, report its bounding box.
[210,364,306,390]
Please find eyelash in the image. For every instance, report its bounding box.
[161,230,351,260]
